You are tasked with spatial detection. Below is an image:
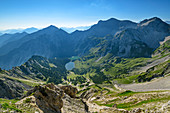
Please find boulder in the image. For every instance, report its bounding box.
[15,83,87,113]
[60,85,78,98]
[27,83,64,113]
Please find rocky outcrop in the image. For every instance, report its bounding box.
[0,76,29,99]
[80,88,98,100]
[60,85,78,98]
[24,83,86,113]
[34,85,64,113]
[26,83,64,113]
[62,93,87,113]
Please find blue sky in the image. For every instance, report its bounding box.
[0,0,170,30]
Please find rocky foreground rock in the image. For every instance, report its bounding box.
[17,83,87,113]
[1,83,170,113]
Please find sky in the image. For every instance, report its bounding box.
[0,0,170,30]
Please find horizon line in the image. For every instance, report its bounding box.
[0,17,169,31]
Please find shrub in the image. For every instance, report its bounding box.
[24,98,31,103]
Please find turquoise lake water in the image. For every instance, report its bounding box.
[65,62,75,70]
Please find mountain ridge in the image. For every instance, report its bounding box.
[0,27,38,34]
[0,17,169,69]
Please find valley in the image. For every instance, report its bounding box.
[0,17,169,113]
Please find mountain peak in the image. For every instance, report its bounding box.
[21,31,28,34]
[40,25,60,33]
[138,17,164,26]
[97,18,119,24]
[47,25,59,29]
[37,25,69,36]
[151,17,161,20]
[108,18,119,21]
[149,17,163,23]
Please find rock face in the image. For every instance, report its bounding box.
[137,17,170,48]
[0,76,28,99]
[71,18,137,55]
[25,83,86,113]
[60,85,78,98]
[153,37,170,56]
[27,83,64,113]
[74,17,169,57]
[80,88,97,100]
[62,94,87,113]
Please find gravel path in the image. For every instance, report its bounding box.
[120,76,170,92]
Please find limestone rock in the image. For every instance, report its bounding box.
[27,83,64,113]
[60,85,78,98]
[24,83,86,113]
[80,88,98,100]
[62,94,87,113]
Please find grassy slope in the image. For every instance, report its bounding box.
[68,39,170,85]
[0,39,169,112]
[70,53,149,84]
[0,71,44,87]
[68,39,170,112]
[77,83,170,111]
[0,98,22,112]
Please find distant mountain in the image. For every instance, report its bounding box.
[0,32,28,48]
[71,18,137,39]
[0,27,38,34]
[0,26,91,35]
[165,21,170,24]
[0,29,23,34]
[0,25,73,69]
[72,17,169,56]
[0,17,169,69]
[61,26,90,33]
[23,27,39,33]
[71,18,137,55]
[131,17,169,49]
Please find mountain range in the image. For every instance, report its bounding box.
[0,26,90,35]
[0,27,38,35]
[0,17,170,113]
[0,17,169,69]
[61,26,90,33]
[166,21,170,24]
